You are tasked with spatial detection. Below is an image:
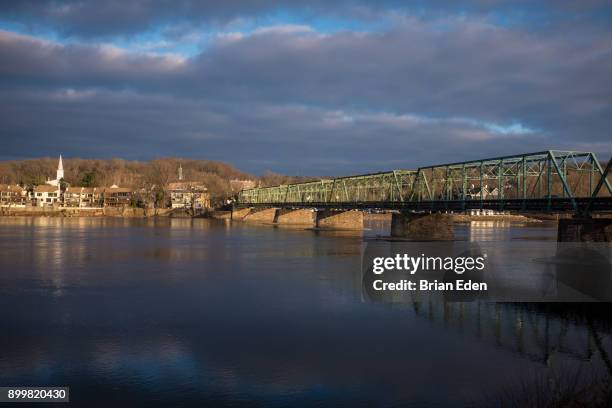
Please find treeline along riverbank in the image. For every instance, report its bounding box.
[0,156,317,200]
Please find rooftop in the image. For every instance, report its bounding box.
[34,185,60,193]
[168,182,207,191]
[104,187,132,193]
[0,184,24,192]
[66,186,101,194]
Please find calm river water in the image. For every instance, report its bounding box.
[0,217,611,407]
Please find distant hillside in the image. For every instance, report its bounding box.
[0,157,319,199]
[258,171,319,188]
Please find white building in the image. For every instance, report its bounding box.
[168,165,210,210]
[467,184,500,200]
[169,182,210,209]
[32,185,61,207]
[46,155,64,187]
[64,186,103,208]
[0,184,27,207]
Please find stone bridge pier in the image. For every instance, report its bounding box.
[275,209,315,226]
[391,212,454,240]
[242,208,277,223]
[557,218,612,242]
[316,210,364,230]
[231,207,251,220]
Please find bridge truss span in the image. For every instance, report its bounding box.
[237,150,612,213]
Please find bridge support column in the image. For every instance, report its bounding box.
[316,210,363,230]
[231,207,251,220]
[557,218,612,242]
[391,212,454,240]
[275,209,315,226]
[243,208,277,223]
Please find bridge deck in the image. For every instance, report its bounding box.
[237,150,612,214]
[237,197,612,212]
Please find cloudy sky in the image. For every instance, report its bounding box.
[1,1,611,175]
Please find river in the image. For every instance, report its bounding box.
[0,217,610,406]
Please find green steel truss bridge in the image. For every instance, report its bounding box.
[237,150,612,214]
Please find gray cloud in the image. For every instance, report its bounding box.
[0,87,554,174]
[0,8,611,174]
[1,1,610,38]
[0,31,187,89]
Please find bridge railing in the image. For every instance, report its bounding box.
[239,169,417,205]
[237,150,612,212]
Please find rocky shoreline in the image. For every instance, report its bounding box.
[0,207,174,218]
[0,208,574,223]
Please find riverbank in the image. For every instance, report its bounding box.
[3,208,601,223]
[0,207,173,218]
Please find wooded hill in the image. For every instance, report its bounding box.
[0,157,313,199]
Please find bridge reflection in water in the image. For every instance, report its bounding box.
[409,300,612,370]
[360,242,612,371]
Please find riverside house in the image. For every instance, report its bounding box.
[466,184,501,200]
[32,185,61,207]
[168,181,210,210]
[103,185,133,207]
[167,164,210,210]
[64,187,104,208]
[0,184,27,207]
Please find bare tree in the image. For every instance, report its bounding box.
[0,156,272,207]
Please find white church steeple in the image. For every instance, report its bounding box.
[57,155,64,180]
[45,154,64,187]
